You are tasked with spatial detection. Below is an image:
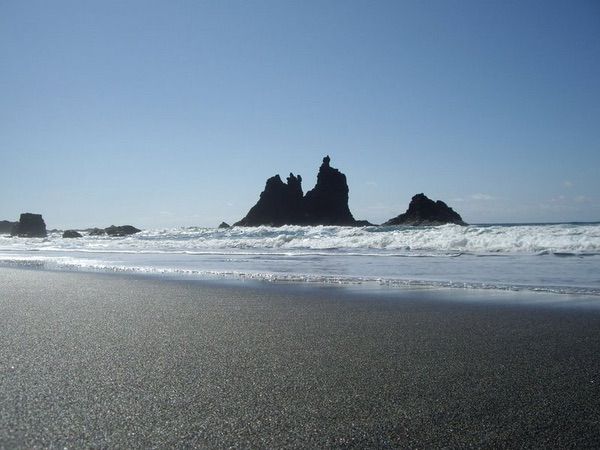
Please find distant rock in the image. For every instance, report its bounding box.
[235,156,370,227]
[303,156,359,226]
[105,225,141,236]
[383,193,467,226]
[10,213,48,237]
[218,222,231,229]
[235,173,305,226]
[63,230,83,238]
[0,220,17,234]
[88,228,106,236]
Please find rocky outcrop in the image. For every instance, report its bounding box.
[218,222,231,229]
[235,173,304,226]
[85,226,140,236]
[0,220,17,234]
[63,230,83,238]
[88,228,106,236]
[105,225,141,236]
[302,156,358,225]
[10,213,48,237]
[235,156,369,227]
[383,193,467,226]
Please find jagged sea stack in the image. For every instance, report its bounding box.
[235,173,304,226]
[302,156,356,225]
[10,213,48,237]
[234,156,368,226]
[383,193,467,226]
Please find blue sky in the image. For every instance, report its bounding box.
[1,0,599,228]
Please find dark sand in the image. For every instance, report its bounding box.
[1,268,600,448]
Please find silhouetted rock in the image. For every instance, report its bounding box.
[383,193,467,226]
[218,222,231,229]
[63,230,83,238]
[0,220,17,234]
[303,156,357,226]
[105,225,141,236]
[235,157,368,227]
[235,173,305,226]
[10,213,47,237]
[88,228,106,236]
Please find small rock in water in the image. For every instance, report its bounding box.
[105,225,141,236]
[0,220,18,234]
[62,230,83,238]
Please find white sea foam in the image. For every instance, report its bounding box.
[1,223,599,255]
[1,223,599,296]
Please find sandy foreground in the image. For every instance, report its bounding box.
[1,267,599,448]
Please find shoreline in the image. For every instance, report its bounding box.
[1,267,600,447]
[2,258,600,304]
[2,222,599,299]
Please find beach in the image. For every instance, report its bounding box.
[1,267,600,448]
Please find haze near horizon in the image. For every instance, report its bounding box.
[1,0,599,229]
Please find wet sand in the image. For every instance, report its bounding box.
[1,267,600,448]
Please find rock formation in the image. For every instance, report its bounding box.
[63,230,83,238]
[88,228,106,236]
[234,156,369,227]
[235,173,304,226]
[218,222,231,229]
[105,225,141,236]
[302,156,357,225]
[10,213,48,237]
[0,220,17,234]
[383,193,467,226]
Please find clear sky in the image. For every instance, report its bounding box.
[1,0,599,228]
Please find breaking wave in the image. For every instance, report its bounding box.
[1,223,599,256]
[1,223,599,296]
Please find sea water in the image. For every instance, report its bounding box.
[1,223,599,296]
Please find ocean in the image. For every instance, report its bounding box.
[1,223,599,296]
